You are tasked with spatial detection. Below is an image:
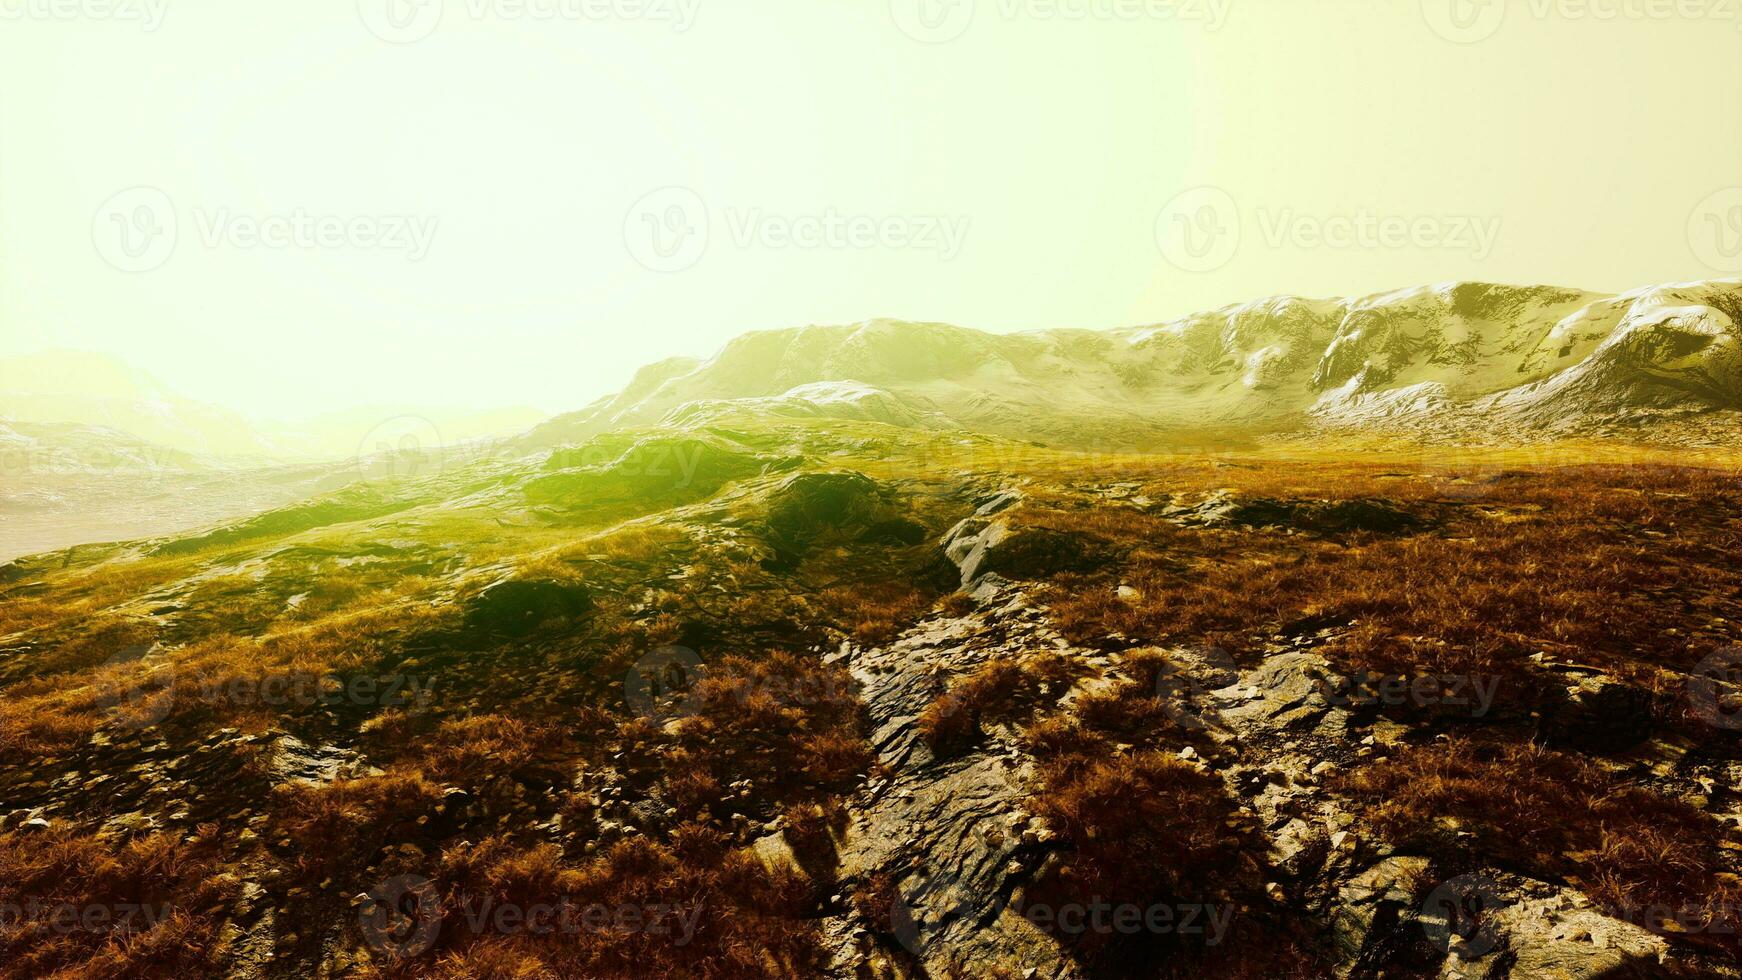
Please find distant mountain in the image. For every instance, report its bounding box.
[0,351,548,461]
[0,351,277,457]
[525,279,1742,448]
[0,419,205,475]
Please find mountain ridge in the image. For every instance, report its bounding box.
[525,278,1742,449]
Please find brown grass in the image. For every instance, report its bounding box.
[0,825,237,979]
[1338,737,1742,951]
[360,825,824,979]
[1022,751,1318,978]
[658,651,871,818]
[272,771,448,883]
[1028,464,1742,708]
[918,651,1087,756]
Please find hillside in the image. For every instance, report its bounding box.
[2,279,1741,978]
[527,279,1742,450]
[0,409,1739,978]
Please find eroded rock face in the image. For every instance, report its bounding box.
[823,585,1091,978]
[1328,866,1678,980]
[1331,856,1432,974]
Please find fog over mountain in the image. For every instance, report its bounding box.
[529,278,1742,450]
[0,350,548,462]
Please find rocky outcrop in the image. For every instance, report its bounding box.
[1162,491,1425,535]
[941,519,1102,590]
[820,585,1097,977]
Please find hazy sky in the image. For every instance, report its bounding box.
[3,0,1739,419]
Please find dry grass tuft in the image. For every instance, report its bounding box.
[0,826,237,979]
[918,651,1087,756]
[360,826,825,979]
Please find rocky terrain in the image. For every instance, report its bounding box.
[1,280,1741,978]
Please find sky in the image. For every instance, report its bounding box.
[2,0,1739,421]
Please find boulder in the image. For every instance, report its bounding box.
[1539,674,1653,751]
[941,520,1099,590]
[464,578,594,637]
[765,471,908,552]
[1329,856,1431,974]
[1476,891,1670,979]
[1165,491,1422,535]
